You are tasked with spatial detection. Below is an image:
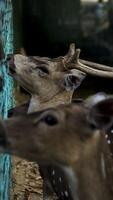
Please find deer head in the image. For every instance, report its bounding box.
[8,45,86,102]
[7,44,113,108]
[1,93,113,200]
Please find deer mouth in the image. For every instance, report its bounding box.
[9,65,16,75]
[7,55,16,76]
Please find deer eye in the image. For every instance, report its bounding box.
[36,66,49,76]
[43,115,58,126]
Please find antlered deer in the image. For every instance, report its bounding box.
[1,93,113,200]
[8,44,113,113]
[7,44,113,199]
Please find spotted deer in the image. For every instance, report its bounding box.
[1,93,113,200]
[7,44,113,200]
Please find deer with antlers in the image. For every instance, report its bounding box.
[0,93,113,200]
[8,43,113,114]
[7,43,113,200]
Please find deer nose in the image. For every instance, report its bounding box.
[6,54,13,61]
[7,54,16,74]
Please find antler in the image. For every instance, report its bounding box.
[64,43,113,78]
[63,43,76,63]
[80,59,113,72]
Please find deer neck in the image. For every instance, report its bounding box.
[28,90,73,113]
[72,147,113,200]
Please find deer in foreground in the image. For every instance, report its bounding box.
[7,44,113,199]
[1,93,113,200]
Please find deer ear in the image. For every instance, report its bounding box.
[63,69,86,91]
[87,93,113,130]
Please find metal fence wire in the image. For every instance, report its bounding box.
[0,0,14,199]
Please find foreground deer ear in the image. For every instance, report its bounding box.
[63,69,86,91]
[87,93,113,130]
